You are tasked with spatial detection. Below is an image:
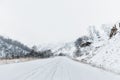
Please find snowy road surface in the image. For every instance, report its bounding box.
[0,57,120,80]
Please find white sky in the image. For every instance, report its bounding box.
[0,0,120,47]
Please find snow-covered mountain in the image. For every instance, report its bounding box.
[38,42,76,57]
[38,25,104,58]
[75,23,120,74]
[0,36,31,59]
[37,22,120,74]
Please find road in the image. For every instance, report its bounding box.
[0,57,120,80]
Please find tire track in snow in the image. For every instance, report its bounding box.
[13,57,78,80]
[66,61,72,80]
[61,57,72,80]
[50,60,60,80]
[38,59,60,80]
[13,58,57,80]
[23,59,60,80]
[60,59,67,80]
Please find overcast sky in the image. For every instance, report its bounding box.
[0,0,120,46]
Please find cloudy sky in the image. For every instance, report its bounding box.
[0,0,120,46]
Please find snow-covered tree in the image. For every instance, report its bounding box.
[101,24,112,39]
[32,45,38,52]
[75,36,90,49]
[88,26,101,42]
[74,36,92,57]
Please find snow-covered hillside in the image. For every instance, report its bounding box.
[0,36,31,59]
[37,23,120,74]
[0,57,120,80]
[88,31,120,73]
[75,23,120,74]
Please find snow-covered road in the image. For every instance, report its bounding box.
[0,57,120,80]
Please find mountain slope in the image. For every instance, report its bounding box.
[88,31,120,73]
[73,23,120,74]
[0,36,31,59]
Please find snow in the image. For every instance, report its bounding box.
[38,42,68,51]
[38,42,76,57]
[70,24,120,74]
[88,32,120,73]
[36,23,120,75]
[0,57,120,80]
[0,36,30,58]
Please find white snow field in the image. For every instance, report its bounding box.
[0,57,120,80]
